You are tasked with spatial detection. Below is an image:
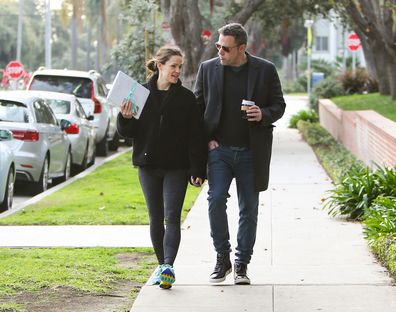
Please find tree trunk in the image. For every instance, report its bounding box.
[85,22,92,70]
[357,28,390,95]
[71,17,77,69]
[342,0,396,96]
[96,15,102,71]
[168,0,205,87]
[162,0,267,87]
[384,50,396,100]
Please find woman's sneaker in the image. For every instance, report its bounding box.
[159,264,175,289]
[150,265,162,285]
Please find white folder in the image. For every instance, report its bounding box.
[107,71,150,119]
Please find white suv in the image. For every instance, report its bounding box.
[28,68,119,156]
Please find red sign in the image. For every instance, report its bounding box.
[347,33,362,52]
[6,60,25,80]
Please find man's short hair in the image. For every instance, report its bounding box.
[218,23,248,45]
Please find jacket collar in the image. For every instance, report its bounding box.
[215,52,259,101]
[147,73,182,113]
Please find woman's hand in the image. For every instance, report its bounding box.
[190,176,203,187]
[120,99,134,119]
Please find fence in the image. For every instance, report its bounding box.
[319,99,396,167]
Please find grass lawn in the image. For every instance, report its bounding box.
[331,93,396,122]
[0,152,203,225]
[0,247,155,312]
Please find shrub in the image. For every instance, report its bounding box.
[314,77,345,99]
[324,166,379,220]
[369,234,396,277]
[288,110,318,128]
[283,78,306,93]
[297,121,364,182]
[339,68,369,94]
[325,166,396,220]
[375,166,396,197]
[364,196,396,241]
[309,94,319,111]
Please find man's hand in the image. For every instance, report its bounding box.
[208,140,219,151]
[246,105,262,122]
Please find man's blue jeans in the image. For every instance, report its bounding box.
[207,145,259,264]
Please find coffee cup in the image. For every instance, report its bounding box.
[241,100,255,119]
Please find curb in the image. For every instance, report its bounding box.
[0,147,132,219]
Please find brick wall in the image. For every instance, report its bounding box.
[319,99,396,167]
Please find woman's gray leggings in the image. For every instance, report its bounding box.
[138,167,188,265]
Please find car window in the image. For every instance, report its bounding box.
[34,100,58,125]
[98,83,107,97]
[46,99,71,114]
[30,75,93,99]
[0,100,30,123]
[75,99,87,118]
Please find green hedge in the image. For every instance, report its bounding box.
[297,120,396,279]
[296,120,363,183]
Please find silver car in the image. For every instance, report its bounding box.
[28,91,96,173]
[28,68,119,156]
[0,130,16,212]
[0,91,72,194]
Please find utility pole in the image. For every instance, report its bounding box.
[16,0,23,61]
[45,0,52,68]
[304,19,314,99]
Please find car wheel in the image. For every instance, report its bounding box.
[96,132,109,156]
[108,132,119,151]
[88,143,96,167]
[0,167,15,213]
[78,144,89,172]
[60,150,72,182]
[32,156,49,194]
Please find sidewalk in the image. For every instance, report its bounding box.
[129,96,396,312]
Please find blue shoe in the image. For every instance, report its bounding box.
[150,265,162,285]
[159,264,175,289]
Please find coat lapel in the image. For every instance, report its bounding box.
[215,59,224,106]
[247,54,259,101]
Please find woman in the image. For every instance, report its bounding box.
[117,46,207,289]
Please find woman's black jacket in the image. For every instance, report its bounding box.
[117,74,207,179]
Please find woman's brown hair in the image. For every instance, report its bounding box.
[146,45,183,79]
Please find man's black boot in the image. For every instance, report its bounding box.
[234,262,250,285]
[209,252,232,283]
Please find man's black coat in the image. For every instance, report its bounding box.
[194,53,286,192]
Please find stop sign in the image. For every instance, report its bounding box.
[347,33,362,52]
[6,60,25,80]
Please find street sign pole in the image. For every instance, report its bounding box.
[45,0,51,68]
[352,51,356,77]
[304,20,314,100]
[347,33,361,77]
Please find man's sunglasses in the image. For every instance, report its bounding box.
[215,43,239,53]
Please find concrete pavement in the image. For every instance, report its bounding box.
[129,96,396,311]
[0,96,394,311]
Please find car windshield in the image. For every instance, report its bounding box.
[30,75,93,99]
[0,100,30,123]
[46,99,71,114]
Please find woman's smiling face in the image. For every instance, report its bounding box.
[158,55,183,85]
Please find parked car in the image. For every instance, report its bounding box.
[0,91,72,194]
[27,68,119,156]
[28,90,96,172]
[0,129,16,212]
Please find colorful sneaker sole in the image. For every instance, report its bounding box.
[160,268,175,289]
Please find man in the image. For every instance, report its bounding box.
[194,23,286,285]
